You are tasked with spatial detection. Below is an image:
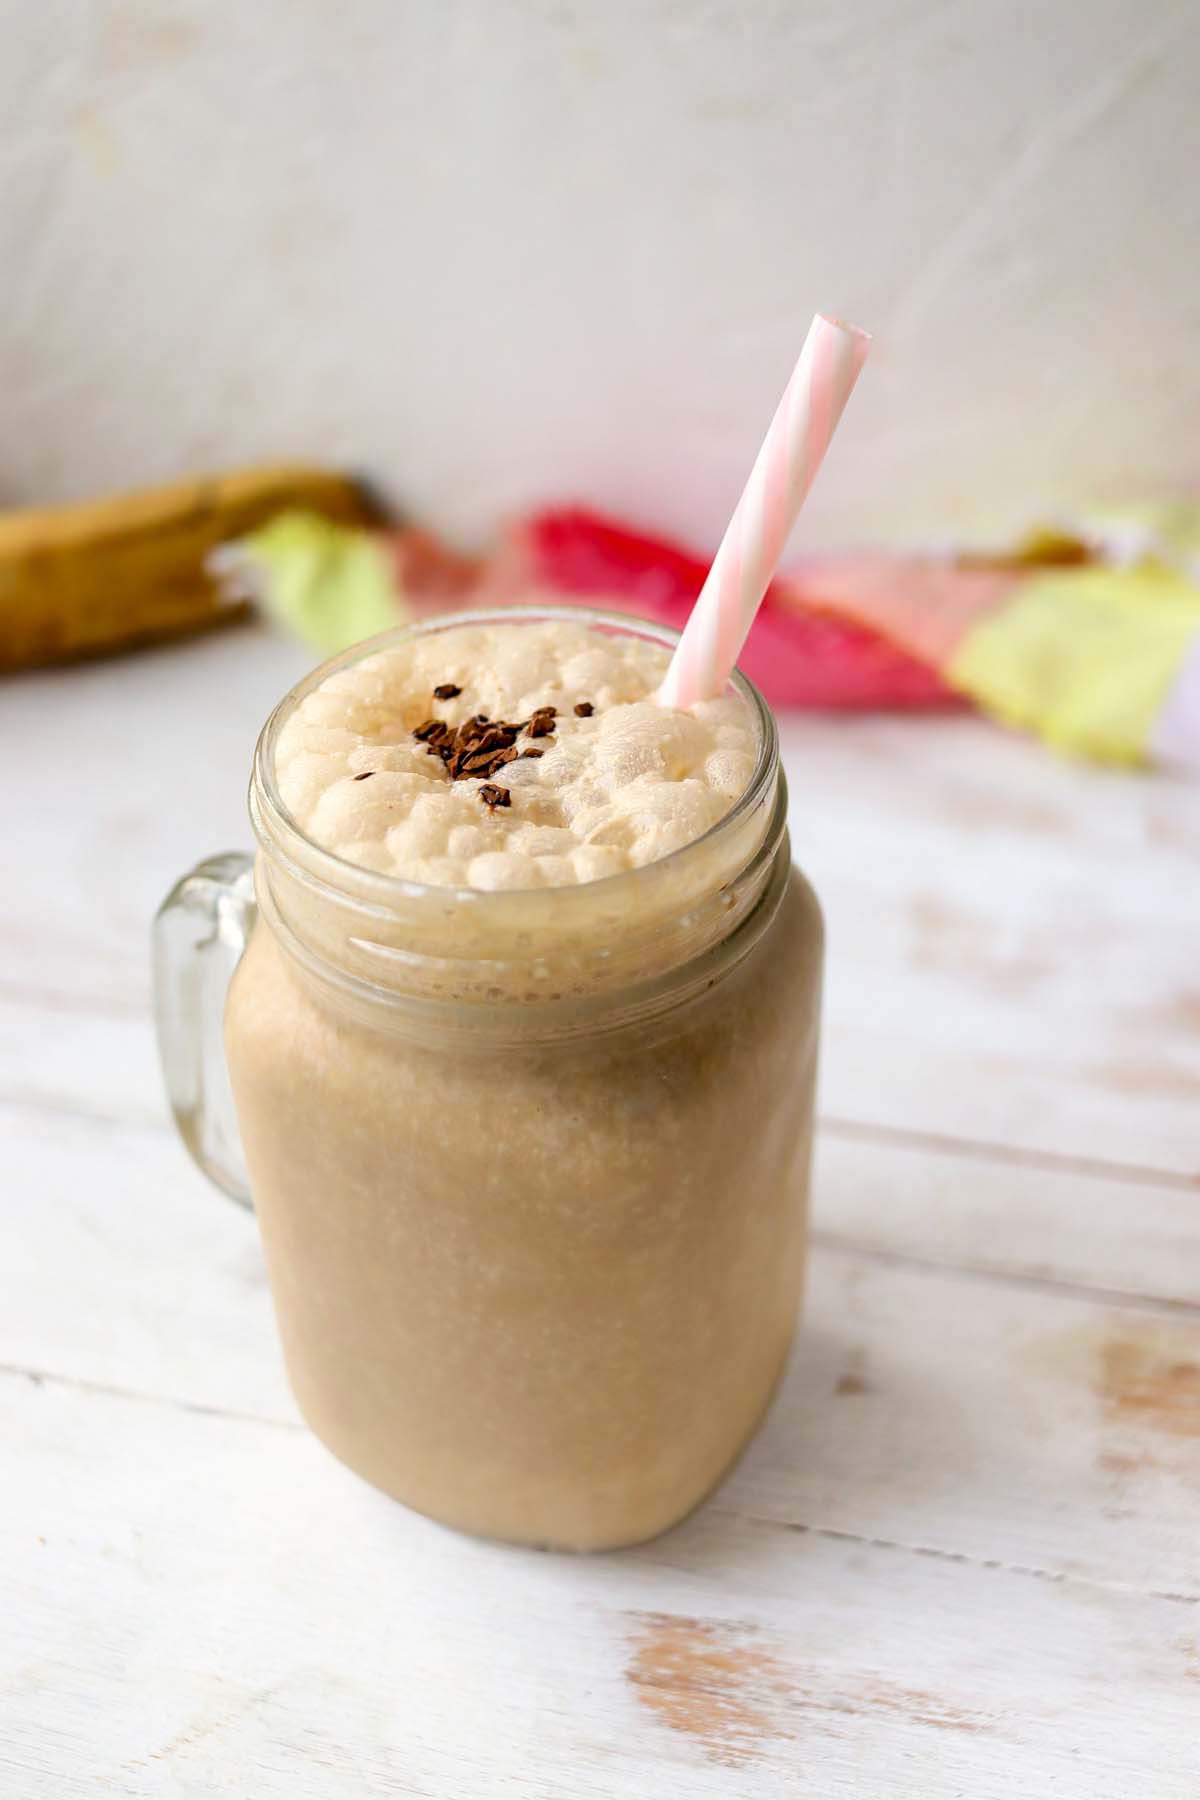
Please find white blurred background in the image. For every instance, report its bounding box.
[3,0,1197,551]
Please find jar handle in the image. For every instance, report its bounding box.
[153,852,256,1208]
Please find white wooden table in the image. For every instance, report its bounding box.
[4,622,1198,1797]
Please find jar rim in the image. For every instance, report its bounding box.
[250,603,778,917]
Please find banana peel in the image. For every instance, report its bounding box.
[0,464,380,671]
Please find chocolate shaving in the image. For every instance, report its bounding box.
[479,745,518,772]
[525,706,557,739]
[473,725,520,754]
[459,750,505,776]
[574,700,594,717]
[353,771,375,781]
[413,700,556,783]
[432,682,462,700]
[517,747,544,760]
[461,740,523,779]
[478,783,511,810]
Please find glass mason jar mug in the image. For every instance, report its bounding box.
[154,608,823,1552]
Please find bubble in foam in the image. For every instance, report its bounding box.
[468,851,535,891]
[704,749,756,798]
[570,844,624,884]
[447,823,487,859]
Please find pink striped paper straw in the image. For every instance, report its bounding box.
[658,314,870,708]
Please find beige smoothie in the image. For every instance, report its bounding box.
[225,612,822,1550]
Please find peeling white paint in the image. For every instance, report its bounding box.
[1,0,1196,550]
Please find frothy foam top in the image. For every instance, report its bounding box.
[273,620,757,890]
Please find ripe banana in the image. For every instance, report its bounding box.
[0,464,378,670]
